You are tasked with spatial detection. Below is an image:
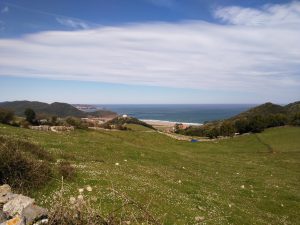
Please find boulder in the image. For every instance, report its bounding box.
[22,204,48,225]
[3,195,34,217]
[0,185,13,205]
[0,185,11,196]
[0,215,24,225]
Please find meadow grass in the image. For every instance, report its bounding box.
[0,124,299,224]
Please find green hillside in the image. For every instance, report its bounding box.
[231,102,286,120]
[0,124,299,224]
[0,100,117,118]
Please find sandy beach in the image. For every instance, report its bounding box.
[141,119,202,130]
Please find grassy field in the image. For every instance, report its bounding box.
[0,124,299,224]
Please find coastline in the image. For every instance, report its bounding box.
[141,119,202,127]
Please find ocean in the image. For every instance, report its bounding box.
[95,104,256,124]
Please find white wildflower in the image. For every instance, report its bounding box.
[86,186,92,192]
[77,195,84,201]
[115,162,119,166]
[124,159,127,162]
[178,180,182,184]
[240,185,245,189]
[195,216,205,222]
[78,188,84,193]
[69,197,76,204]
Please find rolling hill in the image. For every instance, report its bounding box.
[0,101,117,118]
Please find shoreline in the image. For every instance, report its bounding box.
[141,119,202,127]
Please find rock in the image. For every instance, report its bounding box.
[3,195,34,217]
[0,185,13,205]
[22,204,48,225]
[0,185,11,196]
[33,219,48,225]
[0,215,24,225]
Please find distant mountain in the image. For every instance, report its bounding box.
[0,101,117,118]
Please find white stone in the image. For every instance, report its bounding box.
[3,195,34,217]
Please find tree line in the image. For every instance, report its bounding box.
[176,113,300,139]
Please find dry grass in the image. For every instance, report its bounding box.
[0,135,52,191]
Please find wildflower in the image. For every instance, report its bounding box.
[182,166,185,169]
[69,197,76,204]
[86,185,92,192]
[91,196,98,202]
[124,159,127,162]
[115,162,119,166]
[195,216,205,222]
[178,180,182,184]
[240,185,245,189]
[228,203,232,208]
[281,203,284,207]
[78,188,84,193]
[78,195,84,201]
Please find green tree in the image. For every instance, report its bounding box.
[235,119,250,134]
[24,108,36,124]
[290,112,300,126]
[249,115,265,133]
[220,121,235,137]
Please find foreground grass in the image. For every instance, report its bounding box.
[0,125,299,224]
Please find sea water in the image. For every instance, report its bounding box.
[95,104,255,124]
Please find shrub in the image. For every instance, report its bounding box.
[0,136,52,190]
[58,161,75,180]
[65,117,88,129]
[290,112,300,126]
[0,108,14,124]
[220,121,235,137]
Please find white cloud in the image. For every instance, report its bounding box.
[214,1,300,26]
[1,6,9,14]
[0,2,299,98]
[56,17,89,29]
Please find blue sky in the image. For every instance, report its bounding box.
[0,0,299,104]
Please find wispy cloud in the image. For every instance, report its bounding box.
[214,1,300,26]
[56,17,90,29]
[1,6,9,14]
[0,1,299,100]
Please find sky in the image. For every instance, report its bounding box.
[0,0,299,104]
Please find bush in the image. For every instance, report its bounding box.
[220,121,235,137]
[65,117,88,129]
[0,136,52,190]
[0,108,14,124]
[58,161,75,180]
[290,112,300,126]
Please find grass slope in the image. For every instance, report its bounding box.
[0,125,299,224]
